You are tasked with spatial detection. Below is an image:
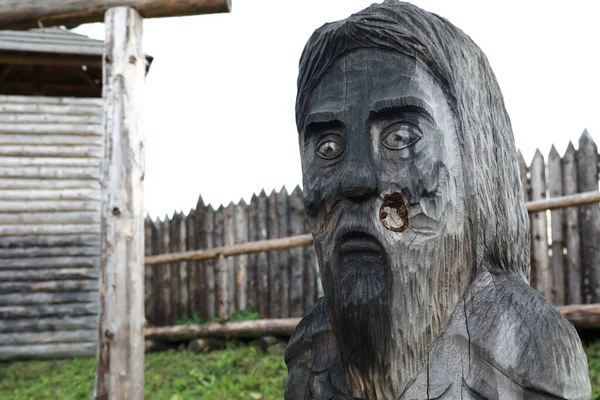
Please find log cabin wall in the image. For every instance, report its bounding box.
[0,94,103,359]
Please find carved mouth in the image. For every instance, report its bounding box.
[338,231,384,255]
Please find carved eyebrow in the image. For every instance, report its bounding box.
[370,96,434,120]
[304,111,341,128]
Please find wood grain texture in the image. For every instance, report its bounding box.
[548,146,566,305]
[562,142,583,305]
[530,149,551,299]
[94,7,145,399]
[577,131,600,304]
[0,0,231,29]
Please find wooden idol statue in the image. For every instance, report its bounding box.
[284,1,591,399]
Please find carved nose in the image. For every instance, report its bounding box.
[340,169,377,202]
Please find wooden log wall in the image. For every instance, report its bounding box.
[147,132,599,325]
[0,95,103,359]
[517,131,600,307]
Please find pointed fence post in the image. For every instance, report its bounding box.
[577,130,600,304]
[548,145,566,305]
[95,6,145,400]
[562,142,582,304]
[529,149,551,300]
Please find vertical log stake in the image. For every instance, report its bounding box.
[95,6,145,400]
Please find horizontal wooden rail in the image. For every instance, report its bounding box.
[145,234,313,265]
[527,190,600,213]
[145,191,600,266]
[145,318,302,342]
[144,304,600,342]
[558,304,600,330]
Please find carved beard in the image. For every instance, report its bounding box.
[313,190,468,399]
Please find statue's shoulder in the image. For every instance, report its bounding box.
[456,272,591,399]
[284,296,352,400]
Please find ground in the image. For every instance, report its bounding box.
[1,338,599,399]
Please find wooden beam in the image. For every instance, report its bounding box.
[145,233,314,265]
[0,0,232,29]
[558,304,600,330]
[145,318,302,342]
[94,7,145,400]
[0,52,102,68]
[527,190,600,213]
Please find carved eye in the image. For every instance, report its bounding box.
[381,123,423,150]
[316,138,343,159]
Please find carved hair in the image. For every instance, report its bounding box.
[296,0,530,281]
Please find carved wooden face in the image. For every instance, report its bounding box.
[299,48,468,383]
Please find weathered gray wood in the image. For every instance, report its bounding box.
[268,190,281,318]
[194,196,207,320]
[222,203,235,318]
[303,212,316,310]
[0,316,98,333]
[0,112,102,124]
[95,8,145,399]
[0,280,98,293]
[0,178,99,190]
[169,212,182,321]
[0,233,99,247]
[0,189,101,201]
[213,206,225,320]
[529,149,551,300]
[289,185,305,317]
[0,134,102,146]
[577,130,600,304]
[0,245,98,258]
[0,211,99,226]
[0,102,101,116]
[0,291,97,305]
[0,330,98,345]
[233,199,248,312]
[0,268,98,282]
[0,158,101,167]
[0,224,100,236]
[0,0,232,29]
[178,211,189,319]
[246,195,258,312]
[517,150,530,201]
[0,256,98,269]
[204,206,216,319]
[0,342,97,360]
[0,200,100,213]
[0,123,102,135]
[257,190,270,318]
[157,217,172,325]
[548,145,566,305]
[277,187,290,317]
[186,209,198,317]
[562,142,582,304]
[144,215,154,325]
[0,302,98,318]
[0,145,102,158]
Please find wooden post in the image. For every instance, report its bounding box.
[529,149,551,301]
[577,130,600,304]
[562,142,582,304]
[95,6,145,400]
[548,145,565,305]
[257,190,270,318]
[277,187,290,318]
[268,189,281,318]
[289,185,305,316]
[234,199,249,312]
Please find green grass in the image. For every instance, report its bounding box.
[2,337,600,399]
[0,342,286,400]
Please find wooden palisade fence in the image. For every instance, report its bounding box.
[144,186,322,325]
[146,132,600,326]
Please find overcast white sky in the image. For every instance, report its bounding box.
[73,0,600,218]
